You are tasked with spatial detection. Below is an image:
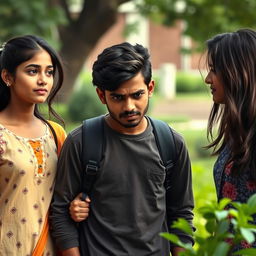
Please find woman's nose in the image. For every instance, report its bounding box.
[37,74,47,86]
[205,72,211,84]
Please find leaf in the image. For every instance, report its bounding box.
[171,218,193,236]
[233,248,256,255]
[199,205,215,214]
[205,219,216,234]
[160,233,180,244]
[218,198,232,210]
[229,209,238,218]
[202,212,216,219]
[247,193,256,207]
[215,219,229,235]
[215,210,229,221]
[212,241,230,256]
[246,194,256,215]
[240,228,255,244]
[160,232,193,251]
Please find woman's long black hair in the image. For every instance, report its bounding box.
[0,35,65,144]
[206,28,256,178]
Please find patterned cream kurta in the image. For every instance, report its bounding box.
[0,123,61,255]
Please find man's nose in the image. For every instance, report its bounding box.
[124,98,135,111]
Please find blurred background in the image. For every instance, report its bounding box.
[2,0,256,241]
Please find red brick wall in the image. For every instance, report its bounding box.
[85,13,201,72]
[149,20,183,70]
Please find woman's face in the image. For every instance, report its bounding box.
[5,49,54,106]
[205,64,225,104]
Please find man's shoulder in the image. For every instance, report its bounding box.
[67,124,83,142]
[149,117,186,148]
[148,117,183,140]
[170,127,185,143]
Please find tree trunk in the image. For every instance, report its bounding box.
[57,0,130,102]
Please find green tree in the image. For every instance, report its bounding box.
[137,0,256,49]
[1,0,256,101]
[0,0,64,47]
[0,0,130,101]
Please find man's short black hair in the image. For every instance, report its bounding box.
[92,42,152,91]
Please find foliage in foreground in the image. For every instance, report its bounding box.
[161,194,256,256]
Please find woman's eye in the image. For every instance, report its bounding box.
[209,65,216,73]
[27,69,37,75]
[46,70,54,76]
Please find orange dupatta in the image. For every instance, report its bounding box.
[32,121,66,256]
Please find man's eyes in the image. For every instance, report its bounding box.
[112,95,123,101]
[133,92,144,98]
[111,92,144,101]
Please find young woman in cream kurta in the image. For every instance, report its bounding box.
[0,35,67,255]
[0,121,66,255]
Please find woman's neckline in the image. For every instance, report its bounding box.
[0,122,49,140]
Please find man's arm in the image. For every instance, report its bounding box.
[166,129,195,250]
[61,247,80,256]
[50,127,83,252]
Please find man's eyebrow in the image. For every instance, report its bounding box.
[110,92,124,96]
[131,89,145,94]
[110,89,145,97]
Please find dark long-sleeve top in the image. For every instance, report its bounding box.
[214,146,256,251]
[50,118,194,255]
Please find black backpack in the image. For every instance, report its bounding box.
[80,115,177,200]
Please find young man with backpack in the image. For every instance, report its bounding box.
[50,42,194,256]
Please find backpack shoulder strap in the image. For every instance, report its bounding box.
[148,116,177,171]
[81,115,104,199]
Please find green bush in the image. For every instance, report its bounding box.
[39,103,69,123]
[161,194,256,256]
[67,73,106,122]
[176,72,206,93]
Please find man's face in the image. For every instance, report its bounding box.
[97,72,154,134]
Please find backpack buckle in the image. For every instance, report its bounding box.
[86,160,98,175]
[166,160,174,172]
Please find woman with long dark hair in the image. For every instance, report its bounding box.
[205,28,256,251]
[0,35,66,255]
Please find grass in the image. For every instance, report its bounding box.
[176,90,211,101]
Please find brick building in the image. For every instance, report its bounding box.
[85,2,202,72]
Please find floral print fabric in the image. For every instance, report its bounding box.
[0,123,59,255]
[214,147,256,251]
[221,161,256,203]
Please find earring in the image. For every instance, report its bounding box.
[6,82,10,87]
